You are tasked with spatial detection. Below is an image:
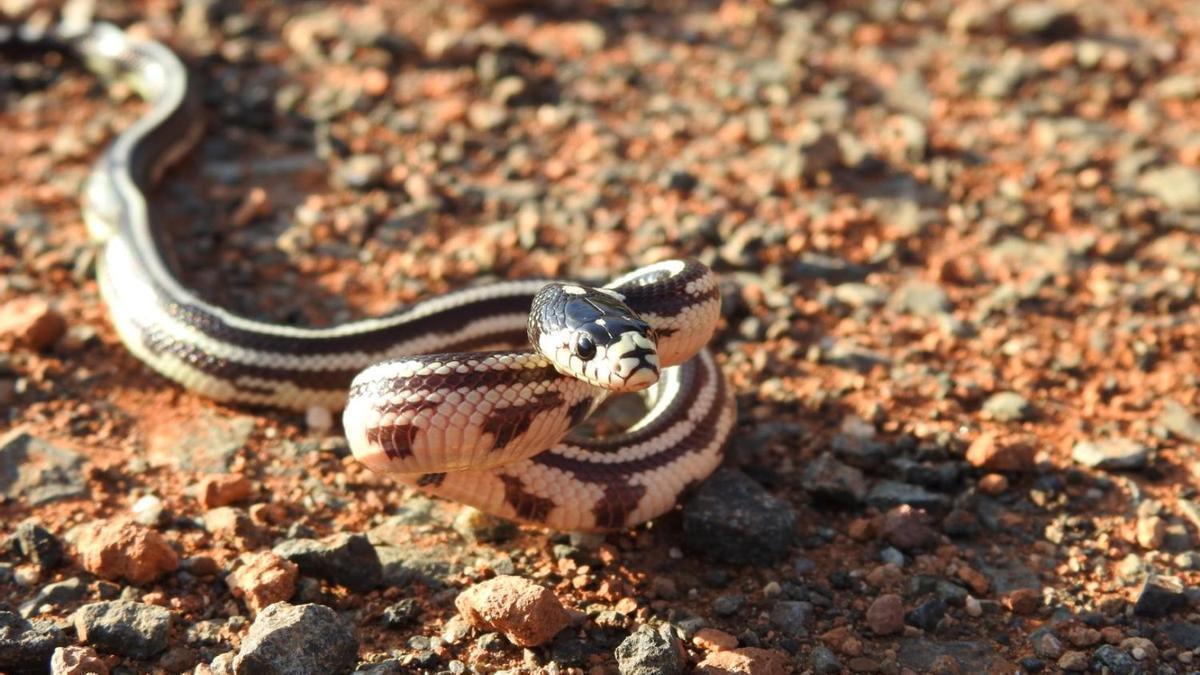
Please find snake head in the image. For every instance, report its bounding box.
[530,283,660,392]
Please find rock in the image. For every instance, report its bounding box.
[889,280,951,316]
[454,575,570,647]
[146,409,255,473]
[232,602,358,675]
[198,474,253,509]
[897,639,1002,672]
[380,599,420,628]
[878,505,938,551]
[10,521,63,570]
[866,594,905,635]
[1139,164,1200,212]
[0,429,88,505]
[801,454,867,506]
[768,600,811,637]
[72,601,172,660]
[19,577,86,617]
[0,296,66,350]
[614,624,685,675]
[1004,588,1041,615]
[50,645,108,674]
[1006,2,1081,39]
[452,507,517,544]
[1032,632,1064,659]
[227,552,298,615]
[1072,438,1149,470]
[681,470,797,566]
[1136,515,1165,550]
[1093,645,1137,675]
[966,433,1037,472]
[74,519,179,585]
[0,610,68,673]
[865,481,948,511]
[712,594,744,617]
[335,154,386,189]
[1163,621,1200,650]
[130,495,164,526]
[696,647,790,675]
[204,507,258,541]
[810,645,843,674]
[982,392,1033,422]
[904,598,946,631]
[1057,650,1089,672]
[693,628,737,652]
[1133,574,1187,617]
[273,533,381,592]
[1161,400,1200,443]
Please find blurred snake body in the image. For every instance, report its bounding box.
[1,19,734,531]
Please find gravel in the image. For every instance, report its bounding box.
[681,470,797,566]
[8,521,63,570]
[273,533,382,592]
[613,624,684,675]
[1071,438,1150,470]
[1132,574,1188,618]
[0,430,87,505]
[801,453,867,506]
[0,611,68,674]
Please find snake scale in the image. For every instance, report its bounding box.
[1,16,735,531]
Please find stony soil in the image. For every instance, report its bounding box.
[3,0,1200,673]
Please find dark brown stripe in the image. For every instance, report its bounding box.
[499,474,555,522]
[482,391,567,450]
[592,482,648,530]
[348,352,565,400]
[416,472,446,487]
[364,398,444,461]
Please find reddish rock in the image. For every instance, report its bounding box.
[866,594,905,635]
[696,647,791,675]
[227,552,298,614]
[0,296,66,350]
[203,507,258,541]
[693,627,738,651]
[966,432,1037,472]
[878,505,937,550]
[74,519,178,585]
[956,566,990,596]
[50,645,108,675]
[1005,588,1041,615]
[454,575,570,647]
[198,474,253,509]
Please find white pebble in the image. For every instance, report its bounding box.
[131,494,164,525]
[13,565,40,587]
[762,581,782,598]
[965,596,982,617]
[306,405,333,432]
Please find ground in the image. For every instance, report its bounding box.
[3,0,1200,673]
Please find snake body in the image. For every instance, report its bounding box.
[2,18,735,531]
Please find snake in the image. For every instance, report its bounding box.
[1,16,735,531]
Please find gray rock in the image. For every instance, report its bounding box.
[1072,438,1149,470]
[904,598,946,632]
[1163,622,1200,650]
[380,599,419,628]
[889,280,951,316]
[897,638,1003,672]
[681,470,797,566]
[769,600,812,637]
[233,603,358,675]
[833,283,887,309]
[1006,2,1080,38]
[613,624,684,675]
[374,544,454,588]
[1161,400,1200,442]
[72,601,172,660]
[1139,165,1200,212]
[810,645,842,674]
[19,577,85,618]
[1093,644,1138,675]
[866,480,949,511]
[711,594,744,617]
[983,392,1033,422]
[1133,574,1187,618]
[274,533,382,592]
[0,610,67,674]
[9,521,63,570]
[0,430,87,505]
[801,453,867,506]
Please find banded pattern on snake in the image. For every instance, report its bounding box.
[1,17,736,531]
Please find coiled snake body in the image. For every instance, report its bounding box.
[1,19,735,531]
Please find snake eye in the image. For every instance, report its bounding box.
[574,334,596,361]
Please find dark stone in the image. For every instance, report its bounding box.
[810,645,842,674]
[614,624,684,675]
[274,533,382,592]
[0,610,67,674]
[866,481,949,511]
[1162,622,1200,650]
[72,601,172,660]
[769,601,812,637]
[381,599,420,629]
[1019,657,1045,673]
[681,470,797,566]
[712,594,744,617]
[801,453,867,506]
[904,599,946,632]
[1133,575,1187,618]
[19,577,85,617]
[1093,644,1138,675]
[9,521,63,569]
[897,638,1003,672]
[232,603,358,675]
